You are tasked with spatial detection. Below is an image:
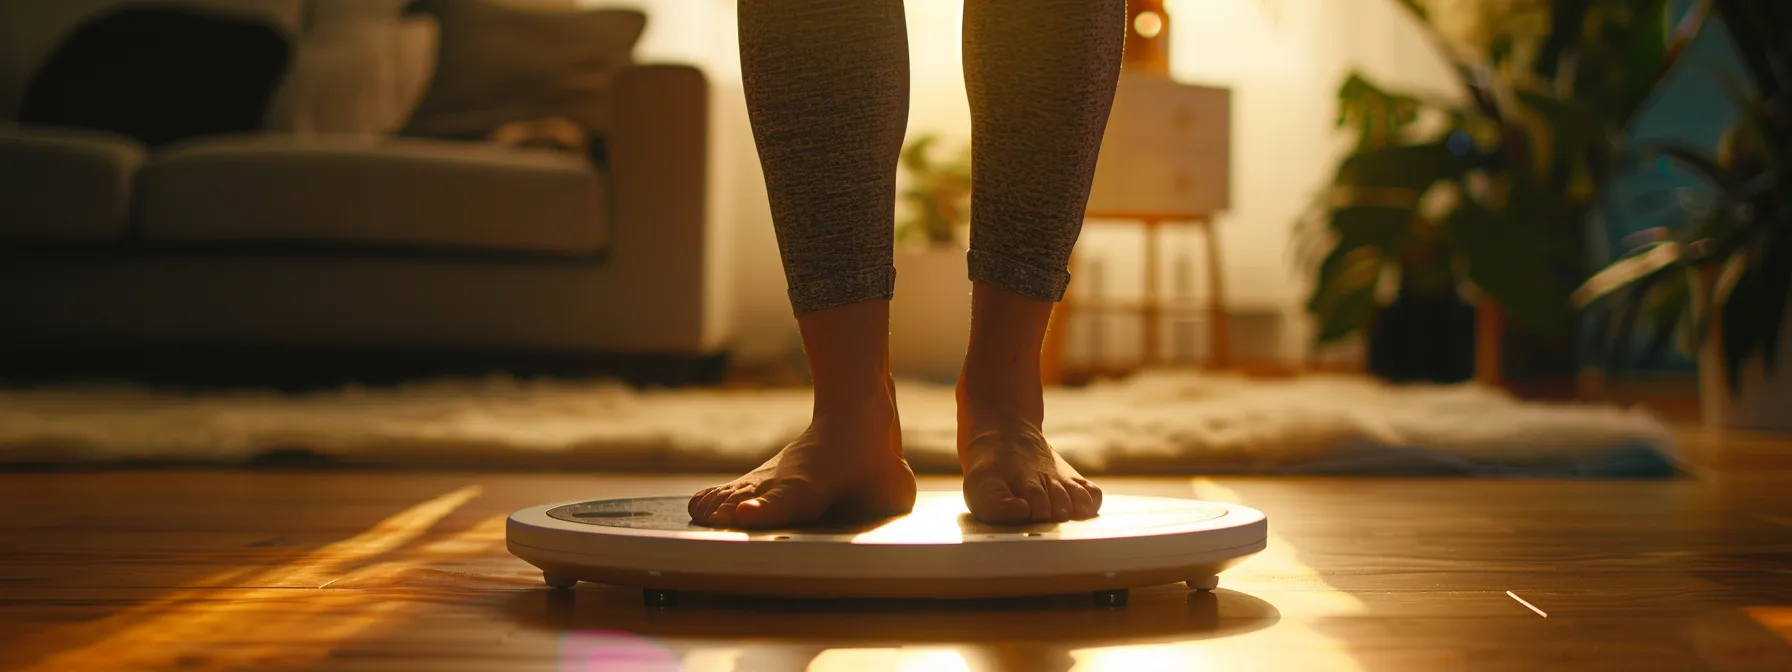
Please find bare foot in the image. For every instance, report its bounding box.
[957,374,1100,524]
[689,299,916,529]
[956,282,1101,524]
[689,377,914,528]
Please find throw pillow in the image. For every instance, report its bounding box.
[17,7,291,147]
[0,0,305,122]
[263,16,440,134]
[402,0,645,139]
[302,0,415,30]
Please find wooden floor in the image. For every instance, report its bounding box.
[3,426,1792,671]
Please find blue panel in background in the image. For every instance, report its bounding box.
[1585,7,1751,375]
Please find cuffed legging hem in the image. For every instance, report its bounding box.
[787,265,898,315]
[967,249,1070,303]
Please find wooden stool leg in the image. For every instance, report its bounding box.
[1142,218,1161,369]
[1202,217,1229,369]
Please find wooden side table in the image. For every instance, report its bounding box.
[1042,211,1227,385]
[1041,72,1231,385]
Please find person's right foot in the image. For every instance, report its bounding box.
[688,377,915,529]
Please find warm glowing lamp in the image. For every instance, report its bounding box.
[1123,0,1171,75]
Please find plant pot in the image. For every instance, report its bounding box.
[1697,282,1792,432]
[1367,287,1476,383]
[890,245,972,383]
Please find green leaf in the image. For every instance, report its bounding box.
[1306,244,1385,344]
[1573,242,1687,307]
[1513,88,1605,188]
[1447,198,1580,335]
[1337,72,1425,147]
[1616,0,1678,119]
[1334,142,1491,193]
[1329,205,1419,250]
[900,134,937,172]
[1535,0,1593,79]
[1630,143,1739,189]
[1393,0,1426,20]
[1689,254,1747,356]
[1713,0,1787,101]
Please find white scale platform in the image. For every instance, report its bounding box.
[507,492,1266,605]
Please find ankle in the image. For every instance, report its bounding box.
[956,366,1042,424]
[811,366,893,404]
[814,374,893,410]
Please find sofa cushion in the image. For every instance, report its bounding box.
[0,124,145,241]
[138,134,608,255]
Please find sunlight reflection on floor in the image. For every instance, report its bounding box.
[800,647,972,672]
[780,479,1370,672]
[14,486,492,672]
[1062,479,1367,672]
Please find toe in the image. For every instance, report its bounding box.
[732,480,827,529]
[709,487,761,527]
[692,486,736,526]
[965,475,1032,524]
[1045,478,1073,522]
[1074,477,1104,513]
[687,487,716,521]
[1066,480,1098,520]
[1017,477,1053,524]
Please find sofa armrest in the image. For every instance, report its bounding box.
[603,64,731,352]
[0,124,145,241]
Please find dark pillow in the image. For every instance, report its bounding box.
[18,7,291,147]
[403,0,645,139]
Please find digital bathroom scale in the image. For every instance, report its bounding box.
[507,492,1266,606]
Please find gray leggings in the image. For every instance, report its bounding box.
[740,0,1126,315]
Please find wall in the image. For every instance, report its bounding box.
[584,0,1461,364]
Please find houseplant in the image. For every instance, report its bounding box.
[889,133,974,381]
[895,133,972,247]
[1575,0,1791,429]
[1297,0,1705,387]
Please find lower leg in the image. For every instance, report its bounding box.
[957,283,1100,523]
[957,0,1124,523]
[690,0,915,528]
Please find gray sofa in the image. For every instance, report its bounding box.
[0,0,735,382]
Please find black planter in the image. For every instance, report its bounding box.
[1367,287,1477,383]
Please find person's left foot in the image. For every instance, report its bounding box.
[956,367,1101,524]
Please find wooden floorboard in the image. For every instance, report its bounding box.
[1,431,1791,671]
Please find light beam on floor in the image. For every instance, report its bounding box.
[1069,479,1367,671]
[14,486,490,672]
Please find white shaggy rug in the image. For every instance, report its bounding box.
[0,371,1678,477]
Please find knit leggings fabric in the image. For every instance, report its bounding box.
[739,0,1126,314]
